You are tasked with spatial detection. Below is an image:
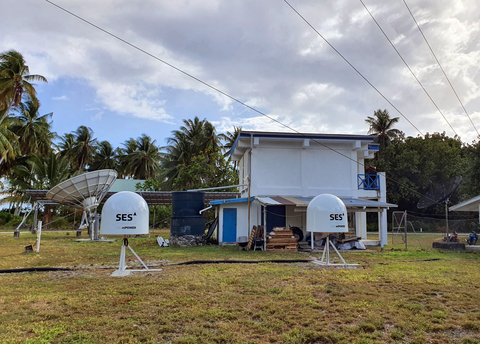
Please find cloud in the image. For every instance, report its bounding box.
[52,95,69,100]
[1,0,480,143]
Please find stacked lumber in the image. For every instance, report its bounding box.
[266,227,298,252]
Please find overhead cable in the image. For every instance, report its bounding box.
[402,0,480,137]
[360,0,458,138]
[283,0,424,137]
[43,0,436,204]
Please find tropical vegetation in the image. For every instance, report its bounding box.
[1,50,480,230]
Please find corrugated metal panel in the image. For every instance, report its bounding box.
[26,190,240,206]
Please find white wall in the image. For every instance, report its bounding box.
[218,202,262,243]
[250,141,359,198]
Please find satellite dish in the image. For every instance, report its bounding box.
[417,176,462,237]
[307,194,357,267]
[417,176,462,209]
[307,194,348,233]
[46,169,117,210]
[100,191,161,277]
[101,191,149,235]
[46,170,117,240]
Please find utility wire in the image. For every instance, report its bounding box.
[360,0,458,138]
[43,0,437,204]
[402,0,480,137]
[283,0,424,137]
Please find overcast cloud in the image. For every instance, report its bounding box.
[1,0,480,146]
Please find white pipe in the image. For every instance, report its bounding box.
[187,184,247,192]
[199,205,212,214]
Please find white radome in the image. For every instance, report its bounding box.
[306,194,348,233]
[101,191,149,235]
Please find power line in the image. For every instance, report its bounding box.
[402,0,480,138]
[283,0,424,137]
[360,0,458,138]
[43,0,436,204]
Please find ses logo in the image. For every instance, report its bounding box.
[329,213,344,221]
[115,213,137,221]
[330,213,346,228]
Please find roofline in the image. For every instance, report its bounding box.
[450,195,480,211]
[230,130,378,158]
[237,131,376,141]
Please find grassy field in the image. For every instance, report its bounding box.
[1,230,480,344]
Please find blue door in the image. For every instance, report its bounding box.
[223,208,237,242]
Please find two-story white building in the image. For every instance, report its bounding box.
[210,131,396,247]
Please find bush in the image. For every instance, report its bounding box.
[6,216,23,227]
[0,211,14,224]
[150,206,172,228]
[50,217,70,229]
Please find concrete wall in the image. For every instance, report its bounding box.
[246,140,367,198]
[218,202,261,243]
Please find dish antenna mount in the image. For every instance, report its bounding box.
[307,194,358,267]
[417,176,462,236]
[46,169,117,240]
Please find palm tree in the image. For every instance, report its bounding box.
[220,125,242,156]
[2,152,71,228]
[10,100,54,156]
[160,117,223,188]
[0,50,47,124]
[90,141,119,171]
[365,109,401,156]
[118,138,138,178]
[57,133,75,158]
[123,134,161,179]
[0,116,18,168]
[70,126,97,171]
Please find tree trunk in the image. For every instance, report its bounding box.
[42,205,53,230]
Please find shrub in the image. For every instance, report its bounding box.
[6,216,23,227]
[50,217,70,229]
[0,211,14,223]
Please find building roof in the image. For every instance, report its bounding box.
[450,195,480,212]
[26,190,240,206]
[230,130,379,160]
[210,195,396,211]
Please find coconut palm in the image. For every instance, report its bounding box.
[57,133,75,158]
[70,126,97,171]
[10,100,54,156]
[122,134,161,179]
[220,125,242,157]
[160,132,191,189]
[365,109,401,156]
[89,141,119,171]
[0,50,47,125]
[118,138,138,178]
[160,117,223,188]
[2,152,71,228]
[0,116,18,168]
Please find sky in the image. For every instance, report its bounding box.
[1,0,480,149]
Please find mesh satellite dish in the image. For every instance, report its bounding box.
[307,194,357,267]
[46,169,117,240]
[417,176,462,236]
[101,191,162,277]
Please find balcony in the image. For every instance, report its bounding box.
[358,174,380,191]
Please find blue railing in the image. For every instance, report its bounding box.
[358,174,380,190]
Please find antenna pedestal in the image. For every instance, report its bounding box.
[111,238,162,277]
[313,237,359,268]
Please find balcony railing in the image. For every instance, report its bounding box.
[358,174,380,190]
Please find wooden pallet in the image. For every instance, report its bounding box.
[266,227,298,252]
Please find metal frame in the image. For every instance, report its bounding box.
[111,238,162,277]
[312,236,359,267]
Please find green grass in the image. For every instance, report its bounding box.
[1,230,480,343]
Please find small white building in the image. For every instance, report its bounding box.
[211,131,396,246]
